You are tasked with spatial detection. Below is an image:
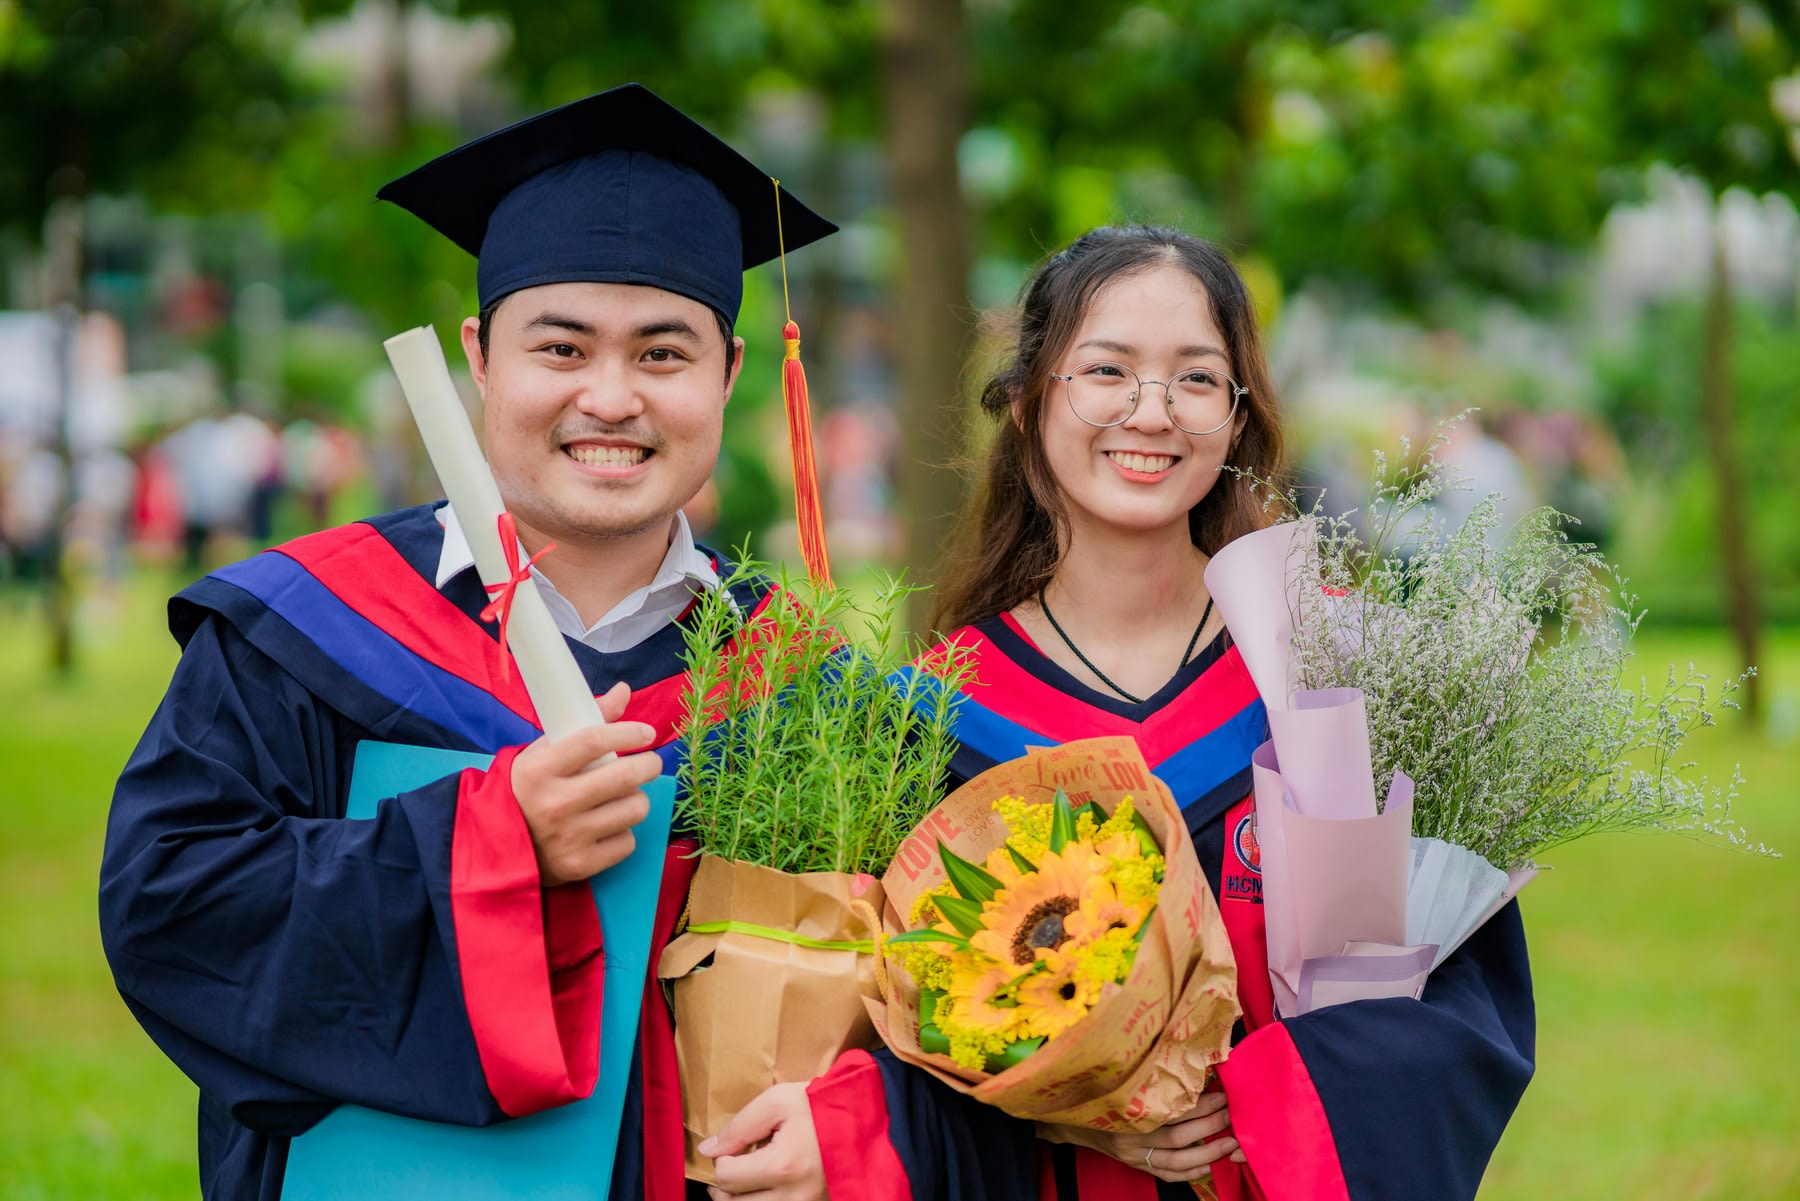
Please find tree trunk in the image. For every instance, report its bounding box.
[880,0,973,636]
[1701,215,1761,718]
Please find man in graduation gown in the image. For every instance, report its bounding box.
[99,83,834,1201]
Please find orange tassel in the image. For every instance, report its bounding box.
[781,318,833,588]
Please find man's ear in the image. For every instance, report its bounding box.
[721,335,748,407]
[459,316,488,394]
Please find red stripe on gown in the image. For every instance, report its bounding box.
[806,1050,913,1201]
[971,618,1264,769]
[643,837,703,1201]
[1210,799,1349,1201]
[278,523,540,724]
[449,746,604,1116]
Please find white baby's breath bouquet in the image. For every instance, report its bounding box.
[1267,420,1771,874]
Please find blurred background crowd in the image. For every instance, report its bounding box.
[4,2,1800,693]
[2,3,1797,1198]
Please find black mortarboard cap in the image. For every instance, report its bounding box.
[377,83,837,322]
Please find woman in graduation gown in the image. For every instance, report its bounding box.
[711,225,1534,1201]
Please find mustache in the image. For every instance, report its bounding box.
[550,419,666,451]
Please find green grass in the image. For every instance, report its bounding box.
[2,577,1795,1198]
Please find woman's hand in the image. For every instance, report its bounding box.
[1041,1092,1247,1183]
[699,1082,826,1200]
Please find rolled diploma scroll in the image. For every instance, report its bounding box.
[383,326,605,741]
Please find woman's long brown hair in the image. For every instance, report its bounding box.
[931,225,1286,634]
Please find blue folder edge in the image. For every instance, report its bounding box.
[282,741,674,1201]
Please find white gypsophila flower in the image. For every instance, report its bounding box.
[1247,419,1771,872]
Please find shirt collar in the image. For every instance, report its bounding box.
[434,503,719,597]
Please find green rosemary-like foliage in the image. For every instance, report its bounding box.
[1253,420,1772,872]
[674,558,975,876]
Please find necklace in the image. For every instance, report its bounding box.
[1037,589,1215,705]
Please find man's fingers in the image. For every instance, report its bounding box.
[529,721,657,777]
[709,1142,787,1194]
[579,829,638,878]
[701,1088,786,1161]
[595,680,632,723]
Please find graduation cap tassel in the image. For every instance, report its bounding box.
[774,180,834,588]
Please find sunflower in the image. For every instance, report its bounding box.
[937,960,1028,1068]
[969,842,1109,966]
[1063,872,1151,948]
[1014,949,1104,1040]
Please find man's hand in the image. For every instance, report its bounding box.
[1041,1091,1246,1183]
[699,1082,826,1200]
[509,681,661,886]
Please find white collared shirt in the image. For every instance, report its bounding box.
[436,505,720,654]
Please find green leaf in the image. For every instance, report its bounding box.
[919,1021,950,1057]
[988,1036,1046,1072]
[887,928,971,949]
[933,893,984,938]
[1134,906,1158,944]
[919,988,940,1026]
[1005,842,1037,874]
[1079,800,1109,826]
[940,843,1004,903]
[1049,789,1076,854]
[1131,809,1161,856]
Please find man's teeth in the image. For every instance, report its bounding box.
[569,445,649,467]
[1108,451,1176,473]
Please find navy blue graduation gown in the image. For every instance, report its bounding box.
[100,503,767,1201]
[806,613,1535,1201]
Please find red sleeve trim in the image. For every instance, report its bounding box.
[451,747,602,1117]
[1074,1147,1158,1200]
[807,1049,913,1201]
[1216,1022,1350,1201]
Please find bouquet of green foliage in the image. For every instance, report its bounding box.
[655,557,972,1180]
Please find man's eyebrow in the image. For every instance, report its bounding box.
[522,312,595,336]
[634,318,704,342]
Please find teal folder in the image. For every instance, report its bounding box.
[282,741,674,1201]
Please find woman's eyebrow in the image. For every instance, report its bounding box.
[1075,337,1228,360]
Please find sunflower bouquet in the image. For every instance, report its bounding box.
[867,736,1240,1132]
[892,789,1163,1072]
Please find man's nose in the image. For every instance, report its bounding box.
[571,360,645,422]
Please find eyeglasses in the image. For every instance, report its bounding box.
[1049,360,1247,437]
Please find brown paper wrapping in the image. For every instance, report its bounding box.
[869,736,1240,1132]
[657,856,885,1182]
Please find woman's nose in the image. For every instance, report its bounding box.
[1121,383,1176,433]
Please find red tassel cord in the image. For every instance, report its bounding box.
[782,318,833,588]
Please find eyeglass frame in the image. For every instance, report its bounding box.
[1048,360,1248,437]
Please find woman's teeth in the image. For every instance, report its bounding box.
[1107,451,1176,473]
[569,445,649,467]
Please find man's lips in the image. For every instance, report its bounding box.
[565,443,652,468]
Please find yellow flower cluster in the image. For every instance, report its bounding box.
[900,792,1165,1071]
